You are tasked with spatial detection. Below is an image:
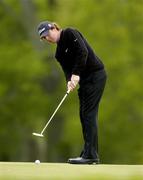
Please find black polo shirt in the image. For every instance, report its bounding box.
[55,28,104,82]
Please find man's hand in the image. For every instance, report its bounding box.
[67,74,80,91]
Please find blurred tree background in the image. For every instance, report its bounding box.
[0,0,143,164]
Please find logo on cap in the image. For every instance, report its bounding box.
[38,27,46,35]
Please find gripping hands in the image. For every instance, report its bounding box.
[67,74,80,92]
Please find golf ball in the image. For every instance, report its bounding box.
[35,160,40,164]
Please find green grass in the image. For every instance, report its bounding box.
[0,162,143,180]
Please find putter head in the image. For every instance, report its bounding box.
[32,132,44,137]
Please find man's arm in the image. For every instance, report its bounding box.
[66,29,88,91]
[66,28,88,76]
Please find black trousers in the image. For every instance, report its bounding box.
[78,69,107,159]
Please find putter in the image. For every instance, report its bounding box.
[32,89,70,137]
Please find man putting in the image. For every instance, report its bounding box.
[37,21,107,164]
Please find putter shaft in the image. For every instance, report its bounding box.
[41,90,70,134]
[32,90,70,137]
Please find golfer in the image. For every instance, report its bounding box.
[37,21,107,164]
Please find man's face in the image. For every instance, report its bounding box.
[41,29,58,43]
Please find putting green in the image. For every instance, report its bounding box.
[0,162,143,180]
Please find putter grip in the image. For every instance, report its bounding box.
[67,89,70,94]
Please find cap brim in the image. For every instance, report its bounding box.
[40,31,49,38]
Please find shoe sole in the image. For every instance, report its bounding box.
[67,160,100,165]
